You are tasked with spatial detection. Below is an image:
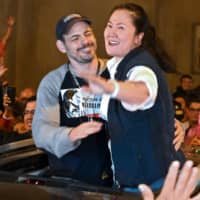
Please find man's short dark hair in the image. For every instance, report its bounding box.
[186,93,200,108]
[180,74,193,82]
[25,96,36,107]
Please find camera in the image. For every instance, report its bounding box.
[4,85,16,105]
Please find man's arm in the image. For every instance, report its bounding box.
[32,69,102,158]
[32,71,80,158]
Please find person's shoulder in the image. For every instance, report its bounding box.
[40,64,67,84]
[38,64,68,92]
[45,64,67,78]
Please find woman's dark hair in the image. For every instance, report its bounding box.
[110,3,150,34]
[109,3,177,73]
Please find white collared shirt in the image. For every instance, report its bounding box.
[100,57,158,120]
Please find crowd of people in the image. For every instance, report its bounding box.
[0,3,200,199]
[0,76,36,143]
[0,16,36,143]
[172,74,200,165]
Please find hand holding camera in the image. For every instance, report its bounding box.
[3,85,16,106]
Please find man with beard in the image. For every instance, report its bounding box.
[32,14,112,186]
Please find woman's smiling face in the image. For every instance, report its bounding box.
[104,9,144,60]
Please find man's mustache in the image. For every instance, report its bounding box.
[77,43,94,51]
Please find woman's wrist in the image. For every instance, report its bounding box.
[109,80,120,98]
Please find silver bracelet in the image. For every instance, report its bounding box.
[110,80,120,98]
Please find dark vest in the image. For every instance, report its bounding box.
[108,47,185,187]
[48,64,113,186]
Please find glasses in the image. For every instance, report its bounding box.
[21,97,30,102]
[24,110,35,115]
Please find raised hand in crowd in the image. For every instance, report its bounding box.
[7,16,15,27]
[1,16,15,46]
[0,16,15,65]
[139,160,200,200]
[0,65,8,81]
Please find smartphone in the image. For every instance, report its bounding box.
[4,86,16,105]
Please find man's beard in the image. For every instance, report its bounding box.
[76,43,96,63]
[66,42,96,64]
[70,53,94,64]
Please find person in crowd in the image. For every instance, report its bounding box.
[2,96,36,144]
[0,81,36,134]
[23,96,36,134]
[173,93,189,139]
[173,93,188,122]
[185,94,200,129]
[0,16,15,65]
[173,100,185,121]
[17,87,36,106]
[139,160,200,200]
[0,90,23,133]
[11,87,36,133]
[173,74,194,97]
[14,95,36,134]
[32,13,113,187]
[80,2,185,189]
[0,16,14,110]
[184,94,200,145]
[32,11,184,188]
[0,64,8,112]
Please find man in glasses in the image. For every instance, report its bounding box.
[184,94,200,145]
[23,96,36,133]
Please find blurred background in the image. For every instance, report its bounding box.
[0,0,200,94]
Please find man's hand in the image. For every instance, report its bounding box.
[68,121,103,142]
[3,94,11,108]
